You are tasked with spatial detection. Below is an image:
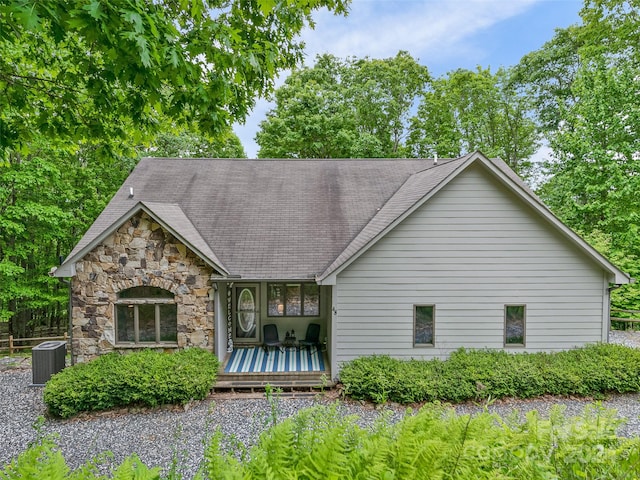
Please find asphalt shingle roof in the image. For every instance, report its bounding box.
[58,155,630,284]
[64,157,468,279]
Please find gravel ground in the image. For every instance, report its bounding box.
[2,332,640,477]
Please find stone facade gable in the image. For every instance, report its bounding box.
[71,211,215,362]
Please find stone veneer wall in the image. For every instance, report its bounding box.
[71,211,215,363]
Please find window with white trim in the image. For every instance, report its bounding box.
[116,287,177,344]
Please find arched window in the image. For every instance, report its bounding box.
[115,286,177,344]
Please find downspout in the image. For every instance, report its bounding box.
[67,278,73,366]
[56,277,73,366]
[51,261,74,366]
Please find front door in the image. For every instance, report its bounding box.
[233,284,260,343]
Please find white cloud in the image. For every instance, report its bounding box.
[301,0,538,64]
[236,0,543,157]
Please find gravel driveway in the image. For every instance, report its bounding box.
[2,331,640,478]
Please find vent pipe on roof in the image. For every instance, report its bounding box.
[433,153,438,166]
[128,187,134,198]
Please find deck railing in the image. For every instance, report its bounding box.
[0,332,69,355]
[611,309,640,330]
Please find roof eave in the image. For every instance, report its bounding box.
[476,155,631,285]
[55,202,230,278]
[140,202,229,276]
[318,151,631,285]
[53,263,76,277]
[318,153,477,281]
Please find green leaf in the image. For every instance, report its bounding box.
[82,0,104,21]
[258,0,278,15]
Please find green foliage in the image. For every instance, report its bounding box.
[145,127,247,159]
[257,53,538,179]
[201,403,640,479]
[0,425,70,480]
[0,144,135,331]
[0,433,160,479]
[7,402,640,478]
[517,0,640,309]
[0,0,347,333]
[256,51,430,158]
[408,66,539,179]
[43,348,220,418]
[340,344,640,404]
[0,0,350,157]
[0,416,161,479]
[581,230,640,311]
[511,25,583,135]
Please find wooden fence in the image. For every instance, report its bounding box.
[0,332,68,355]
[611,309,640,330]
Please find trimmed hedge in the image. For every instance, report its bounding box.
[340,343,640,404]
[43,348,220,418]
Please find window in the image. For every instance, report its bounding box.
[268,283,319,316]
[414,305,434,346]
[116,287,177,344]
[235,285,258,340]
[505,305,525,346]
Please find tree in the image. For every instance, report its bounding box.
[0,0,348,333]
[511,26,583,134]
[256,51,430,158]
[541,60,640,243]
[0,142,136,334]
[523,0,640,308]
[407,67,539,179]
[345,51,430,156]
[146,128,247,159]
[532,0,640,241]
[0,0,349,158]
[256,54,356,158]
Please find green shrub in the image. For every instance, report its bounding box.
[340,344,640,404]
[43,348,220,418]
[6,404,640,479]
[202,403,640,479]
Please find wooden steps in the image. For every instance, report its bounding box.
[214,371,333,393]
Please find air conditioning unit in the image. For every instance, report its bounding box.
[31,341,67,386]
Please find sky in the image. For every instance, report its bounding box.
[234,0,583,158]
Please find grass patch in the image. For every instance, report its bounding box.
[43,348,219,418]
[340,343,640,404]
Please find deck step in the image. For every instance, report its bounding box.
[214,376,334,393]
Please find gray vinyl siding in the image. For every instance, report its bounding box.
[334,164,606,367]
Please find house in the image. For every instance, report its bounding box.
[54,152,630,384]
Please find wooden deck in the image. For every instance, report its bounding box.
[215,346,332,392]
